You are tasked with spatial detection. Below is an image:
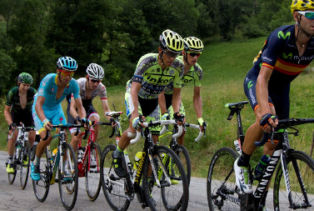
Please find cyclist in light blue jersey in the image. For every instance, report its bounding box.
[30,56,87,181]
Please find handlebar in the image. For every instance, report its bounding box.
[42,123,88,141]
[130,120,183,144]
[160,122,204,142]
[254,118,314,146]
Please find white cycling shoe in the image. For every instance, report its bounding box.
[234,157,253,194]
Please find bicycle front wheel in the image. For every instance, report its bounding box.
[85,142,102,201]
[207,147,239,211]
[100,144,131,211]
[32,148,50,202]
[173,144,191,185]
[143,145,189,211]
[58,143,78,210]
[273,150,314,210]
[19,142,31,189]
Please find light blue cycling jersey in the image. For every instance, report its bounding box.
[32,73,80,130]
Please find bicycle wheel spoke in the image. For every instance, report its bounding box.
[100,144,131,210]
[207,147,240,211]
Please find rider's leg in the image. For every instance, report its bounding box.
[6,130,18,173]
[88,113,100,142]
[28,130,36,147]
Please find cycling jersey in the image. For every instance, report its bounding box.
[132,53,184,99]
[164,56,203,95]
[6,86,36,127]
[32,73,80,131]
[66,77,107,124]
[244,25,314,119]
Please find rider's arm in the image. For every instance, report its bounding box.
[158,91,167,115]
[35,96,48,122]
[74,97,86,120]
[4,105,13,125]
[171,87,181,114]
[69,95,79,120]
[101,99,111,121]
[130,82,141,118]
[193,86,202,118]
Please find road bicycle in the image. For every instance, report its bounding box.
[158,121,204,184]
[207,101,314,210]
[100,119,189,211]
[7,123,34,190]
[32,124,84,210]
[76,111,122,201]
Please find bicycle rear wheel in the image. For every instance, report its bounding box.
[100,144,131,211]
[273,150,314,210]
[85,142,102,201]
[207,147,239,211]
[19,142,31,189]
[143,145,189,211]
[32,148,50,202]
[8,160,17,184]
[58,143,78,210]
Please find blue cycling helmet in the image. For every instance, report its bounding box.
[56,56,78,71]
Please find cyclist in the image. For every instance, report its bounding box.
[30,56,87,181]
[4,72,36,173]
[113,29,185,177]
[67,63,111,157]
[234,0,314,194]
[159,36,206,145]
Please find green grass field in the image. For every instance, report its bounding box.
[1,36,314,177]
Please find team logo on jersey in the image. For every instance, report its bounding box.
[278,31,291,40]
[282,52,293,60]
[248,80,254,89]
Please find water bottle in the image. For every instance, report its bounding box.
[133,151,143,170]
[52,148,58,163]
[254,154,271,180]
[15,144,21,159]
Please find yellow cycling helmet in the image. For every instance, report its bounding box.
[159,29,184,53]
[184,36,204,52]
[291,0,314,13]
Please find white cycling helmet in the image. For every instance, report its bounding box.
[86,63,104,80]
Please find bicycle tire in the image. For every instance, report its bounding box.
[172,144,191,185]
[207,147,239,211]
[7,159,17,185]
[273,150,314,210]
[100,144,131,211]
[32,148,50,202]
[19,141,31,190]
[58,143,78,210]
[85,142,102,201]
[143,145,189,211]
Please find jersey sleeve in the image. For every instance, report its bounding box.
[71,80,80,99]
[5,88,15,106]
[37,74,52,97]
[98,83,108,100]
[261,29,287,69]
[194,64,203,87]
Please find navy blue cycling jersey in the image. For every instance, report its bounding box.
[247,25,314,85]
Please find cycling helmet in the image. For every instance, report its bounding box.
[86,63,104,80]
[291,0,314,13]
[159,29,184,53]
[18,72,33,84]
[184,36,204,52]
[56,56,78,71]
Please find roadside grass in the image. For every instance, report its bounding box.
[1,36,314,178]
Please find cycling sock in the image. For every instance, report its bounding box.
[237,152,251,167]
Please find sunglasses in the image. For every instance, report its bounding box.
[90,79,100,83]
[164,50,179,58]
[188,52,201,57]
[59,69,74,77]
[298,11,314,20]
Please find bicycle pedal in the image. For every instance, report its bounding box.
[109,174,120,181]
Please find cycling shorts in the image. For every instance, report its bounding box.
[11,110,34,127]
[243,76,290,119]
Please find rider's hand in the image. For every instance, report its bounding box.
[110,117,116,127]
[132,115,145,130]
[197,117,207,132]
[43,119,52,131]
[9,122,16,131]
[74,116,81,125]
[81,118,93,129]
[173,112,184,125]
[260,113,278,133]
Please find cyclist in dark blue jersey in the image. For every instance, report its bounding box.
[234,0,314,194]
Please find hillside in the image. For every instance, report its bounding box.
[1,36,314,177]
